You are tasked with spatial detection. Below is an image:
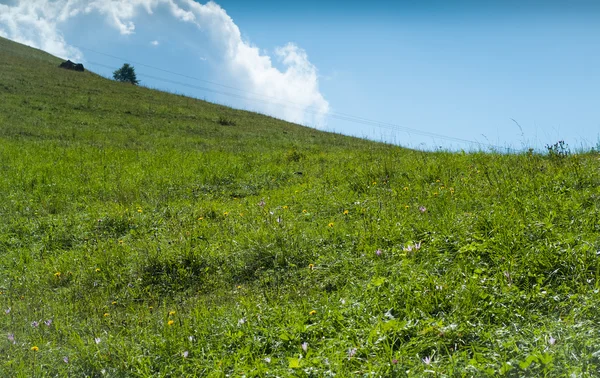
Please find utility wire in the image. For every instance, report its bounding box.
[83,50,517,152]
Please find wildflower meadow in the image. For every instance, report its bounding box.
[1,36,600,377]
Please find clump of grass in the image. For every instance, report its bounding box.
[217,116,236,126]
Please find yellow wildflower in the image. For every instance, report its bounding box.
[343,210,349,215]
[54,272,61,277]
[95,268,100,272]
[31,346,39,351]
[168,320,174,326]
[308,264,315,270]
[103,313,109,317]
[328,222,334,228]
[169,311,176,316]
[309,310,317,316]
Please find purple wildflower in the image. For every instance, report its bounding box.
[182,351,189,358]
[63,356,69,364]
[392,359,398,365]
[423,356,432,365]
[31,321,39,327]
[5,308,10,315]
[348,347,357,360]
[258,200,265,207]
[301,342,308,352]
[549,336,556,346]
[414,241,422,250]
[44,319,52,327]
[419,206,427,213]
[376,249,382,256]
[94,337,101,344]
[8,333,15,344]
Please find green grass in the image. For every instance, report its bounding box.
[1,35,600,377]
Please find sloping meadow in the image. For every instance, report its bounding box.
[1,37,600,376]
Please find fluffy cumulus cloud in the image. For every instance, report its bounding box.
[0,0,329,125]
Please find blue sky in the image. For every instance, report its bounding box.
[1,0,599,151]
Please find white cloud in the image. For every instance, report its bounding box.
[151,40,159,46]
[0,0,329,126]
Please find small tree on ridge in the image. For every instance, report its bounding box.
[113,63,139,85]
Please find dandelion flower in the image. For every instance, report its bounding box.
[95,268,101,272]
[223,211,229,216]
[403,187,409,191]
[309,310,317,316]
[283,206,288,209]
[308,264,315,270]
[328,222,334,228]
[112,301,117,305]
[31,346,39,351]
[54,272,61,277]
[137,208,143,213]
[103,313,109,317]
[302,209,307,214]
[168,320,174,326]
[343,210,349,215]
[169,311,176,316]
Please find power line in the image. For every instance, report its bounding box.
[82,49,517,152]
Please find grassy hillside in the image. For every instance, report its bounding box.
[1,36,599,377]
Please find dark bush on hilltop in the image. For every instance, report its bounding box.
[59,60,84,72]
